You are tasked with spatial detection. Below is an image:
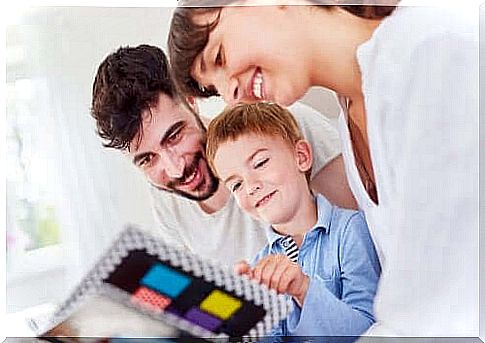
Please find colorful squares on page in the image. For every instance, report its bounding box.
[167,277,215,314]
[131,286,172,312]
[141,263,191,298]
[106,250,160,293]
[219,300,267,336]
[185,307,222,331]
[199,289,242,320]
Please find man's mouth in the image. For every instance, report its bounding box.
[251,68,264,100]
[255,190,277,208]
[178,158,203,191]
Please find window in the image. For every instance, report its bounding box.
[6,30,65,289]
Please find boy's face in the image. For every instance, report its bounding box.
[213,133,312,226]
[190,5,311,106]
[128,93,219,201]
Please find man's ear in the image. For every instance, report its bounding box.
[295,139,313,173]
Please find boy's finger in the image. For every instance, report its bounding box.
[269,261,288,291]
[233,260,252,275]
[252,256,272,283]
[260,258,279,288]
[277,264,298,295]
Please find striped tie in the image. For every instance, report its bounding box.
[281,235,299,263]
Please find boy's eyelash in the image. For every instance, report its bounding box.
[255,158,269,168]
[231,182,241,192]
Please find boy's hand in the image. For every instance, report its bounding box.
[252,254,310,306]
[233,260,252,277]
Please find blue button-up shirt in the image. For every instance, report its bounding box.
[252,194,381,339]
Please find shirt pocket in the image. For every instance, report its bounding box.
[314,265,342,299]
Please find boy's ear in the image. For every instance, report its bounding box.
[295,139,313,173]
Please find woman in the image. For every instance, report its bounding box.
[168,0,478,337]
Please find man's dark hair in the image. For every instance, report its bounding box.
[91,44,177,151]
[167,1,396,99]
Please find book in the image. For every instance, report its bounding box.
[31,226,292,342]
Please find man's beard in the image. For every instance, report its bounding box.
[152,151,219,202]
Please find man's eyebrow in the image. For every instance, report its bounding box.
[160,120,185,145]
[131,120,185,165]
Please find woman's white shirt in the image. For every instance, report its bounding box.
[338,4,478,337]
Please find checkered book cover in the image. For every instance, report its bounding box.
[36,226,293,340]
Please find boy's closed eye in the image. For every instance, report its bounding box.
[229,180,242,193]
[253,157,269,169]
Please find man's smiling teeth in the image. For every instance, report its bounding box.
[182,168,197,184]
[253,71,263,99]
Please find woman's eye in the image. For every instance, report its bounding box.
[215,46,223,66]
[254,158,269,169]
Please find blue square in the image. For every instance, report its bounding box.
[141,263,191,298]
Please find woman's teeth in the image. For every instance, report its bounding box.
[253,72,263,99]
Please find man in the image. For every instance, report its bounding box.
[91,44,356,266]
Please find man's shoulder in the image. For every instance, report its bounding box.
[287,102,335,131]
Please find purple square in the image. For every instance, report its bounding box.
[185,307,222,331]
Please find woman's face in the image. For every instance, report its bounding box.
[191,5,312,106]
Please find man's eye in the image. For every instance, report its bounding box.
[167,128,183,144]
[139,155,153,168]
[254,158,269,169]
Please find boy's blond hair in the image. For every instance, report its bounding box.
[206,102,311,181]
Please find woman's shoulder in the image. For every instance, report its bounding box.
[359,5,475,66]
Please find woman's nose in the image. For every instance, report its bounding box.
[214,72,240,105]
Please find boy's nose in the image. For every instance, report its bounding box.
[247,181,262,196]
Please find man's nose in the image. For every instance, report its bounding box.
[159,150,184,179]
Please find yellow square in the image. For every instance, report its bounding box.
[199,289,242,319]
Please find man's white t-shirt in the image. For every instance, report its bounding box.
[149,102,341,266]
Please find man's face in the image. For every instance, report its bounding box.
[129,93,219,201]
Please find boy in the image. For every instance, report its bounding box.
[206,102,380,338]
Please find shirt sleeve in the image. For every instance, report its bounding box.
[148,187,190,251]
[288,102,341,179]
[287,212,381,337]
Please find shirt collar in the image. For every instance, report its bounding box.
[265,193,334,248]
